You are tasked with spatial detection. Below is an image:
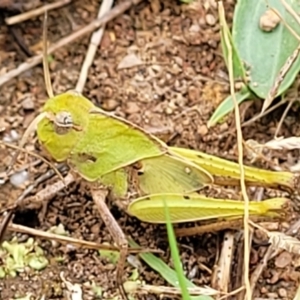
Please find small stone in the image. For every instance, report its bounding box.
[206,14,216,26]
[188,86,199,102]
[189,24,200,33]
[275,251,292,268]
[104,99,119,111]
[0,119,8,132]
[22,97,35,110]
[260,9,280,32]
[260,287,267,294]
[278,288,287,298]
[125,102,140,114]
[10,170,29,187]
[165,106,173,115]
[90,224,100,235]
[267,292,278,298]
[268,270,280,284]
[197,124,208,136]
[219,122,228,132]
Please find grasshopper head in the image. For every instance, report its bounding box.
[37,90,95,162]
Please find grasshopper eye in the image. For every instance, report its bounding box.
[52,111,73,135]
[51,111,82,135]
[55,111,73,128]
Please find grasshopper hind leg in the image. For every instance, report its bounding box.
[90,188,129,300]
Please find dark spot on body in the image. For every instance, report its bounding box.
[54,124,72,135]
[132,161,144,175]
[132,161,143,170]
[183,195,190,200]
[77,153,97,163]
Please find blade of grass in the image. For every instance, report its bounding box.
[218,2,251,299]
[208,87,252,127]
[129,239,214,300]
[163,198,191,300]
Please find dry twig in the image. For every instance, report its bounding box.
[218,2,251,299]
[75,0,114,93]
[5,0,72,25]
[0,0,142,87]
[7,222,157,254]
[211,231,235,294]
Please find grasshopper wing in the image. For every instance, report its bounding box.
[135,155,212,195]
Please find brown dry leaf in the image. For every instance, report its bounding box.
[269,231,300,254]
[246,136,300,152]
[264,137,300,150]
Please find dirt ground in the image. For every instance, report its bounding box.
[1,0,300,299]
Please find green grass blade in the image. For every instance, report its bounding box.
[163,199,191,300]
[129,241,214,300]
[220,8,246,81]
[208,87,252,127]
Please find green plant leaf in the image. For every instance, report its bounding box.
[99,248,120,265]
[233,0,300,98]
[163,199,191,300]
[208,87,252,127]
[129,240,214,300]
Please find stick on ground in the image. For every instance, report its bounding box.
[5,0,72,25]
[75,0,114,93]
[0,0,142,87]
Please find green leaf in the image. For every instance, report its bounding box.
[208,87,252,127]
[91,281,103,298]
[99,248,120,265]
[233,0,300,98]
[27,254,48,270]
[129,240,214,300]
[163,200,191,300]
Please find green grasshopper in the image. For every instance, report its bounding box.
[4,14,295,299]
[28,90,289,299]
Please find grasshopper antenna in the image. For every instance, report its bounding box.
[43,11,54,98]
[0,12,54,242]
[7,12,53,174]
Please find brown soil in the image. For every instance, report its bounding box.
[0,0,300,299]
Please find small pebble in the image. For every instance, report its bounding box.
[189,24,200,33]
[0,119,8,132]
[197,124,208,136]
[3,129,19,143]
[188,86,199,102]
[165,106,173,115]
[127,255,142,269]
[278,288,287,298]
[260,287,268,294]
[125,102,140,114]
[267,292,278,299]
[10,170,29,187]
[275,251,292,268]
[22,97,35,110]
[259,9,280,32]
[219,122,228,132]
[103,99,119,111]
[206,14,216,26]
